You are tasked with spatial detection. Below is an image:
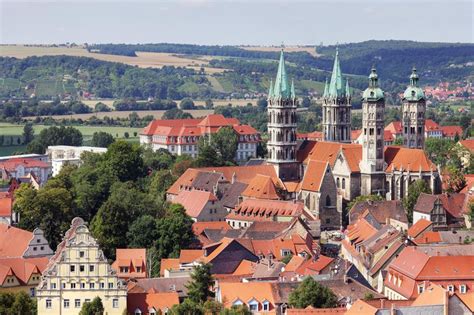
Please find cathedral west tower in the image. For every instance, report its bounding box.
[360,67,386,196]
[322,49,352,143]
[402,67,426,149]
[267,50,299,181]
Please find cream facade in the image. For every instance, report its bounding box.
[36,217,127,315]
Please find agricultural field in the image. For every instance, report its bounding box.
[0,45,225,74]
[0,122,143,156]
[23,109,215,120]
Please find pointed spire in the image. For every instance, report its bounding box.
[345,79,351,97]
[272,49,290,98]
[328,47,343,98]
[323,78,329,98]
[290,78,296,99]
[267,79,274,99]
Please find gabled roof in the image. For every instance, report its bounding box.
[159,258,179,277]
[294,255,334,275]
[414,193,465,218]
[349,200,408,225]
[219,282,278,308]
[0,224,34,258]
[298,141,361,171]
[127,292,179,313]
[425,119,441,131]
[179,249,204,264]
[440,125,463,137]
[0,158,50,171]
[192,221,231,236]
[345,218,378,245]
[407,218,433,238]
[459,139,474,153]
[228,199,304,223]
[385,121,403,134]
[384,146,436,172]
[0,194,12,218]
[173,190,217,218]
[200,165,280,185]
[242,174,281,200]
[112,248,146,278]
[455,291,474,312]
[300,160,329,192]
[0,257,49,285]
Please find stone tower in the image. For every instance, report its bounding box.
[267,50,299,181]
[360,67,386,196]
[322,48,352,143]
[402,67,426,149]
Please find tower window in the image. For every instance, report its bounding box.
[369,128,374,136]
[342,178,346,189]
[377,128,381,135]
[364,128,367,135]
[326,195,331,207]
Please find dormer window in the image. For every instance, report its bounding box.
[262,300,270,311]
[418,284,424,294]
[447,285,454,293]
[248,299,259,311]
[459,284,467,294]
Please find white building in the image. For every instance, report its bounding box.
[47,146,107,176]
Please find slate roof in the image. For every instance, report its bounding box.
[349,200,408,225]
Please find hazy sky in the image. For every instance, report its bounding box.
[1,0,473,45]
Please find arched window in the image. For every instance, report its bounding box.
[134,309,142,315]
[326,195,331,207]
[342,178,346,189]
[336,178,340,188]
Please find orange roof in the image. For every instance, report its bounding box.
[0,158,50,171]
[0,256,49,284]
[346,299,378,315]
[295,255,334,275]
[179,249,204,264]
[407,218,433,238]
[232,259,255,276]
[192,221,231,235]
[284,255,306,272]
[440,125,462,137]
[112,248,147,279]
[0,224,33,258]
[425,119,441,131]
[351,129,362,141]
[228,199,304,222]
[0,195,12,218]
[201,237,237,264]
[219,282,278,309]
[383,130,394,142]
[346,218,378,244]
[242,174,281,200]
[385,121,402,134]
[173,190,217,218]
[159,258,179,277]
[200,165,279,185]
[413,231,442,244]
[287,307,346,315]
[300,160,329,192]
[411,284,447,307]
[300,141,360,168]
[306,131,323,141]
[384,146,436,172]
[167,168,201,195]
[127,291,179,313]
[459,139,474,153]
[455,291,474,312]
[233,125,259,136]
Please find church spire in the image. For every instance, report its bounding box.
[268,79,274,98]
[290,78,296,99]
[272,50,290,99]
[345,79,351,97]
[328,48,344,97]
[323,78,329,98]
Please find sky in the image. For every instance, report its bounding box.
[1,0,473,45]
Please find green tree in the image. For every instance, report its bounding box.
[27,126,83,154]
[162,108,193,120]
[187,263,214,304]
[22,123,35,145]
[154,204,194,260]
[103,140,145,182]
[211,126,239,163]
[443,165,467,193]
[393,137,403,145]
[79,297,104,315]
[424,138,455,168]
[169,298,202,315]
[0,291,36,315]
[281,254,293,265]
[403,179,432,223]
[180,98,196,109]
[288,277,338,309]
[91,131,115,148]
[149,169,177,198]
[195,139,223,167]
[127,215,158,248]
[142,147,175,171]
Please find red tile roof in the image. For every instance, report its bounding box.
[112,248,147,279]
[0,194,12,218]
[294,255,334,275]
[300,160,329,192]
[179,250,204,264]
[0,158,50,171]
[219,282,278,310]
[384,146,436,172]
[199,165,279,185]
[413,231,442,244]
[242,174,281,200]
[385,121,402,134]
[192,221,231,235]
[407,218,433,238]
[0,224,34,258]
[414,193,465,218]
[287,307,346,315]
[459,139,474,153]
[440,125,463,138]
[0,256,49,285]
[127,292,179,313]
[173,189,217,218]
[159,258,179,277]
[228,199,304,223]
[425,119,441,131]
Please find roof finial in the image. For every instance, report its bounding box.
[291,78,296,99]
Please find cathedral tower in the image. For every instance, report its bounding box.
[402,67,426,149]
[322,49,352,143]
[267,50,299,181]
[360,67,386,196]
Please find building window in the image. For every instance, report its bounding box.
[135,309,142,315]
[460,285,467,294]
[90,283,95,289]
[342,178,346,189]
[89,265,94,272]
[79,265,85,272]
[71,282,76,289]
[326,195,331,207]
[108,282,114,289]
[64,299,70,309]
[418,285,424,294]
[100,282,105,289]
[50,282,56,289]
[80,282,85,289]
[447,285,454,293]
[113,299,119,308]
[336,178,340,188]
[79,251,85,258]
[70,265,75,272]
[263,302,270,311]
[136,267,141,273]
[249,303,258,311]
[75,299,81,308]
[46,299,52,309]
[61,282,66,289]
[29,288,35,297]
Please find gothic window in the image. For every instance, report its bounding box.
[377,128,381,136]
[285,112,289,124]
[364,128,367,135]
[325,195,331,207]
[418,126,422,134]
[336,178,340,188]
[342,178,346,189]
[369,128,374,136]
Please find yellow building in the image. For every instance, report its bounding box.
[36,217,127,315]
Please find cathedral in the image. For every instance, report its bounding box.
[266,50,441,227]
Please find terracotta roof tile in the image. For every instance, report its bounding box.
[0,195,12,218]
[219,282,278,309]
[300,160,329,192]
[159,258,179,277]
[407,218,433,238]
[242,174,281,200]
[232,259,255,276]
[455,291,474,312]
[294,255,334,275]
[384,146,436,172]
[459,139,474,153]
[385,121,402,134]
[228,199,304,223]
[346,299,378,315]
[440,125,463,137]
[112,248,147,279]
[414,193,465,218]
[0,158,50,171]
[413,231,442,244]
[173,190,217,218]
[0,224,33,258]
[425,119,441,131]
[127,292,179,313]
[179,250,204,264]
[200,165,279,185]
[192,221,231,236]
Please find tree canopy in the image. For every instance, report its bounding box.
[403,179,432,223]
[288,277,338,309]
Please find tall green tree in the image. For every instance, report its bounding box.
[102,140,145,182]
[91,131,115,147]
[0,291,36,315]
[288,277,338,309]
[403,179,432,223]
[27,126,83,154]
[187,263,214,304]
[79,297,104,315]
[443,165,467,193]
[195,139,223,167]
[126,214,158,248]
[211,126,239,163]
[22,123,35,145]
[154,204,194,260]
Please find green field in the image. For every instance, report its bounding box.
[0,123,142,156]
